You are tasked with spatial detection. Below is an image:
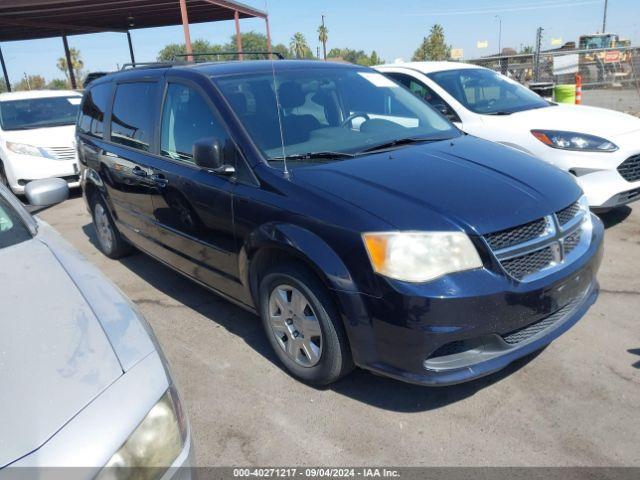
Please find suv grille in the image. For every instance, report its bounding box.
[618,155,640,182]
[483,200,589,281]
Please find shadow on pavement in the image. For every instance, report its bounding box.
[597,205,632,229]
[82,222,543,413]
[629,348,640,369]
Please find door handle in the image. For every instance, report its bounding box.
[150,173,169,187]
[132,166,148,178]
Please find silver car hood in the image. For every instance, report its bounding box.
[0,238,123,467]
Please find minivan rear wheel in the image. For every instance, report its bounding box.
[91,194,134,259]
[259,263,354,386]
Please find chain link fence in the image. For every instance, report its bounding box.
[468,46,640,116]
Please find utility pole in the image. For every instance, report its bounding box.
[495,15,502,56]
[602,0,608,33]
[534,27,544,82]
[321,14,327,60]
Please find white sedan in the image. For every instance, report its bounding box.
[0,90,82,195]
[376,62,640,210]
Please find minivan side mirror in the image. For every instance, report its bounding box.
[193,138,222,169]
[24,178,69,206]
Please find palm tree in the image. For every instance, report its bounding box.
[56,47,84,86]
[290,32,310,59]
[318,21,328,60]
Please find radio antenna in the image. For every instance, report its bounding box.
[270,53,289,178]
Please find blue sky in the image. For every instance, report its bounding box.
[1,0,639,83]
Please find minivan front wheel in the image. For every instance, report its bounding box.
[259,263,353,386]
[91,195,134,259]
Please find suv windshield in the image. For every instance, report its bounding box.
[214,67,459,169]
[0,194,31,249]
[0,96,81,131]
[427,68,550,115]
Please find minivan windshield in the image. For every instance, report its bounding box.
[427,68,550,115]
[214,67,459,169]
[0,96,81,131]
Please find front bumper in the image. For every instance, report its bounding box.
[3,152,80,194]
[337,216,604,386]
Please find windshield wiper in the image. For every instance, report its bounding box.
[485,111,513,116]
[270,151,356,161]
[357,136,450,154]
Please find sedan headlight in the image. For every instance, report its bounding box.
[531,130,618,152]
[97,386,187,480]
[362,231,483,283]
[5,141,55,158]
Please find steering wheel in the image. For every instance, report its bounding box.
[341,112,370,128]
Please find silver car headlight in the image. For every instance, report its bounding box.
[6,141,55,159]
[97,386,187,480]
[531,130,618,152]
[362,231,483,283]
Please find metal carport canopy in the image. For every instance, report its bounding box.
[0,0,270,89]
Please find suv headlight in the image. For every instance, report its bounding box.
[531,130,618,152]
[362,231,483,283]
[97,386,187,480]
[5,141,55,158]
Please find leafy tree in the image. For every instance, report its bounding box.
[318,23,328,60]
[157,33,289,62]
[0,78,7,93]
[47,78,69,89]
[15,74,46,91]
[327,47,383,66]
[520,45,534,54]
[57,47,84,84]
[289,32,312,59]
[412,24,451,61]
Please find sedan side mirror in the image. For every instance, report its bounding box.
[24,178,69,206]
[193,138,235,176]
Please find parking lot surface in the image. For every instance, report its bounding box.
[38,195,640,467]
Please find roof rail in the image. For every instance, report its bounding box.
[120,61,184,71]
[171,51,285,61]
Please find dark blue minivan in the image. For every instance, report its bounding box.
[77,60,603,386]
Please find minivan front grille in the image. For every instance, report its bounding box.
[45,146,76,161]
[484,217,549,251]
[483,200,589,281]
[618,154,640,182]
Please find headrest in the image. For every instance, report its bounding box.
[278,81,306,110]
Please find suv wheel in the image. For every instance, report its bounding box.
[91,194,134,259]
[259,263,354,386]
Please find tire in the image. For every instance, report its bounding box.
[90,193,134,259]
[259,263,354,386]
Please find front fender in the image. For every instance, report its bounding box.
[241,223,358,294]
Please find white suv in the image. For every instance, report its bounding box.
[377,62,640,210]
[0,90,81,195]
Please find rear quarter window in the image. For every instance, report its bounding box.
[0,196,31,249]
[78,82,111,138]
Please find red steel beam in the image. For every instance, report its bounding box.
[234,10,243,60]
[179,0,193,61]
[202,0,266,19]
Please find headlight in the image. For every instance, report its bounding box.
[97,386,187,480]
[5,141,54,158]
[531,130,618,152]
[362,231,483,283]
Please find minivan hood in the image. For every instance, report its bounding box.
[1,124,76,148]
[486,104,640,139]
[293,135,581,234]
[0,239,122,467]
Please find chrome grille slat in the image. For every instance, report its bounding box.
[483,200,589,282]
[45,146,76,161]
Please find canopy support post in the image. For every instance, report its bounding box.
[179,0,193,61]
[62,34,76,89]
[0,45,10,92]
[126,30,136,65]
